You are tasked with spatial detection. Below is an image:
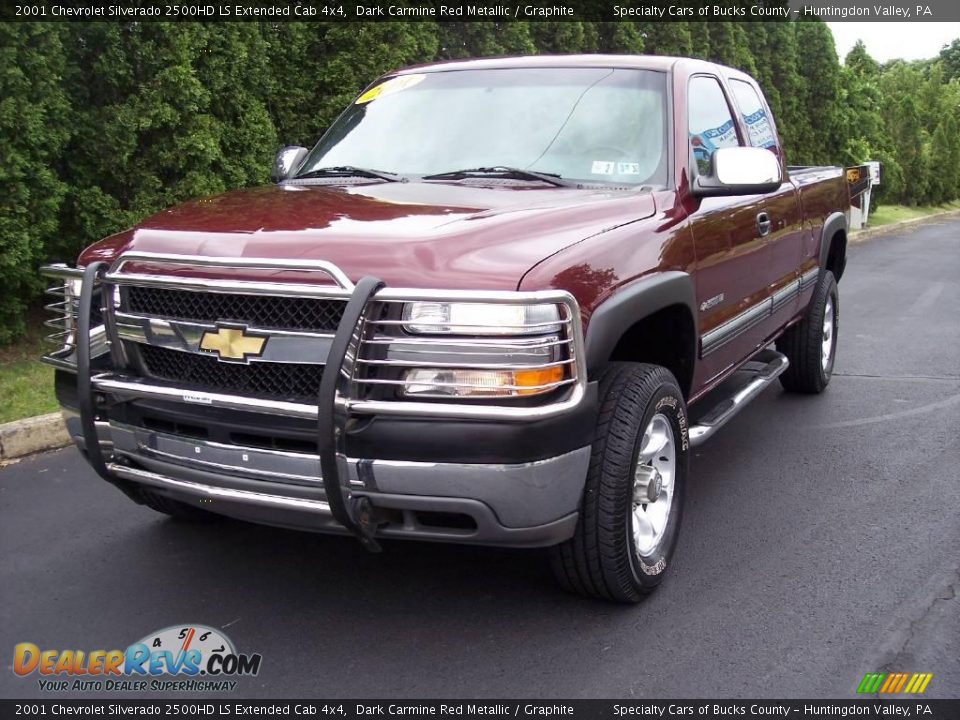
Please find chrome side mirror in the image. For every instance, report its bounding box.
[691,146,782,197]
[271,146,308,183]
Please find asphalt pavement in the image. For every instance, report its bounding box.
[1,219,958,699]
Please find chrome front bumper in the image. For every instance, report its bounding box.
[63,411,589,547]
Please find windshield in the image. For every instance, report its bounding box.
[299,67,669,187]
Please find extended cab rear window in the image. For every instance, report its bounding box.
[301,67,669,187]
[729,79,779,153]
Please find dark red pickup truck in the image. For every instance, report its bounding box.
[43,55,849,602]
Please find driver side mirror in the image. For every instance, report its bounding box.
[271,146,308,183]
[691,146,782,197]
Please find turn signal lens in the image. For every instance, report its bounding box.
[401,365,566,398]
[514,366,565,396]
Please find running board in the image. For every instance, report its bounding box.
[688,349,789,448]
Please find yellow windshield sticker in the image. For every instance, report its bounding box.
[356,74,426,105]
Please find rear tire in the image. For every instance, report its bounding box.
[136,488,220,522]
[777,271,839,394]
[549,363,689,603]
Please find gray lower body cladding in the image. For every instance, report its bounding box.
[62,411,589,548]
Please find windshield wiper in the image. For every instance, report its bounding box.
[296,166,404,183]
[422,166,576,187]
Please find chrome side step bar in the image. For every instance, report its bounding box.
[688,349,789,448]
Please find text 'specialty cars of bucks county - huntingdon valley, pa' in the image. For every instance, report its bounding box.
[42,55,849,602]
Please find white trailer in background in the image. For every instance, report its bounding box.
[847,161,881,229]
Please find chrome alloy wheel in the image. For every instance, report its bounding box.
[822,296,835,371]
[631,413,676,556]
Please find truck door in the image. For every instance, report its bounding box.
[727,78,806,328]
[687,74,795,386]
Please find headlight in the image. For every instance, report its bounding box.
[401,302,562,335]
[401,366,566,398]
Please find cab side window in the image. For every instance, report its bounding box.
[688,76,740,177]
[729,79,779,154]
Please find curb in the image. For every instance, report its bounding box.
[0,412,70,461]
[850,208,960,244]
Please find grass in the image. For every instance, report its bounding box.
[0,310,59,424]
[867,200,960,228]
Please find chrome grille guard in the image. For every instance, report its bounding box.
[44,252,588,548]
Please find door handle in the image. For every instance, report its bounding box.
[756,212,772,237]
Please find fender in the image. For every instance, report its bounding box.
[584,271,698,372]
[818,211,848,279]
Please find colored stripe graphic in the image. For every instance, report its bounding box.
[857,672,933,694]
[857,673,885,693]
[904,674,921,693]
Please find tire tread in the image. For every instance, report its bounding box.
[550,362,682,602]
[777,271,838,394]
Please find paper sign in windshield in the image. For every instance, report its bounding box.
[591,160,616,175]
[356,74,426,104]
[744,108,776,149]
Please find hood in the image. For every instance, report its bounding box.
[80,182,656,290]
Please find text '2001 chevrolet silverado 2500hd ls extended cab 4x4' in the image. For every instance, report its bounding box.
[42,55,850,602]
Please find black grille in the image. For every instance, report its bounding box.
[139,345,322,402]
[125,287,345,332]
[90,288,104,327]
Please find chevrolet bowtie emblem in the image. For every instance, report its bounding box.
[199,325,268,363]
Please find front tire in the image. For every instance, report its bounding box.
[549,363,689,602]
[777,270,839,394]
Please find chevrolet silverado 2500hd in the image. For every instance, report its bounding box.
[42,55,850,602]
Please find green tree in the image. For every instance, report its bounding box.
[636,22,692,56]
[705,22,757,76]
[689,22,710,58]
[262,23,332,147]
[0,24,71,343]
[846,39,880,76]
[937,38,960,81]
[586,22,645,53]
[764,20,808,163]
[793,19,843,163]
[743,22,782,122]
[437,22,534,59]
[58,23,277,258]
[889,93,927,204]
[529,22,592,54]
[838,43,884,164]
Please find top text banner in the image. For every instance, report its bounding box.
[5,0,960,22]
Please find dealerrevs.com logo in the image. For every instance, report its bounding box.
[13,624,262,693]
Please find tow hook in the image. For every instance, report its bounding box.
[350,496,389,553]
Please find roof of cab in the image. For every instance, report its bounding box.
[394,54,737,76]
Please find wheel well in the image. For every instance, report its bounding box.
[606,304,695,399]
[825,230,847,281]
